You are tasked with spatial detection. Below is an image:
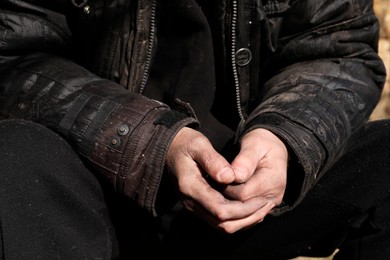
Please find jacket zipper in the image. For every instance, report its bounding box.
[139,0,157,94]
[230,0,245,122]
[139,0,245,124]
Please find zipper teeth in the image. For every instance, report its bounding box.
[231,0,245,121]
[139,0,157,94]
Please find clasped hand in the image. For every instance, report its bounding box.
[166,127,288,234]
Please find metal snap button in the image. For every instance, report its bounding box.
[235,48,252,66]
[117,124,130,136]
[110,137,121,148]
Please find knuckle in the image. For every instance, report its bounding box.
[218,223,238,234]
[213,207,229,221]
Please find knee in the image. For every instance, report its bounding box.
[0,119,103,201]
[0,119,78,178]
[0,119,68,160]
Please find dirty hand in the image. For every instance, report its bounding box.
[166,127,268,233]
[222,128,289,232]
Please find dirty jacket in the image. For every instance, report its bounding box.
[0,0,386,216]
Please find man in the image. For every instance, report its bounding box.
[0,0,389,259]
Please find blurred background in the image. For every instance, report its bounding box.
[371,0,390,120]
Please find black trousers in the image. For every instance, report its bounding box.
[0,119,389,260]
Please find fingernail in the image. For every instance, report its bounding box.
[218,167,235,183]
[233,168,246,183]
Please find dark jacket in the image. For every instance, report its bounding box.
[0,0,386,216]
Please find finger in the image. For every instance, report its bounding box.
[224,167,286,203]
[189,137,235,184]
[231,146,263,183]
[216,200,276,234]
[180,177,268,222]
[168,127,236,184]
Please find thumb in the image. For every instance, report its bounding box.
[231,147,259,183]
[191,139,236,184]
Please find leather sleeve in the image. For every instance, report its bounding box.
[0,1,198,216]
[241,0,387,214]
